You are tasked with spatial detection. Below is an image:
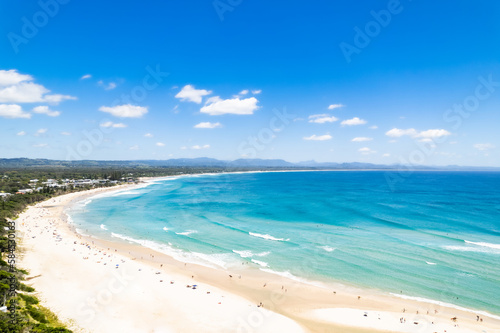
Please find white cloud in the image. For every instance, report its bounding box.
[106,82,117,90]
[34,128,48,136]
[175,85,212,104]
[100,121,127,128]
[303,134,332,141]
[415,129,451,139]
[42,93,76,104]
[385,128,451,140]
[385,128,418,137]
[99,104,148,118]
[0,104,31,119]
[352,137,373,142]
[200,96,259,116]
[32,105,60,117]
[0,69,33,86]
[144,133,153,138]
[98,80,117,90]
[179,144,210,150]
[17,131,26,136]
[191,144,210,149]
[359,147,376,155]
[129,145,139,150]
[383,153,390,157]
[328,104,344,110]
[80,74,92,80]
[0,82,47,103]
[194,122,222,129]
[369,125,378,130]
[341,117,367,126]
[239,89,249,95]
[33,143,48,148]
[60,132,71,136]
[474,143,495,151]
[0,70,76,104]
[0,82,75,104]
[252,89,262,95]
[156,142,165,147]
[308,114,338,124]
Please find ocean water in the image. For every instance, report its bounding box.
[68,171,500,316]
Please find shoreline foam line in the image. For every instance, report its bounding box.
[390,293,500,321]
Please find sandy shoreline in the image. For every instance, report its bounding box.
[16,179,500,332]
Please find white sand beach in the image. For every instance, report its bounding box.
[16,183,500,333]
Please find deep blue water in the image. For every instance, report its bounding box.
[68,171,500,316]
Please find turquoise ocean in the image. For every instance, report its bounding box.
[67,171,500,317]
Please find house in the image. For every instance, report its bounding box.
[17,189,33,194]
[74,179,94,187]
[0,193,11,198]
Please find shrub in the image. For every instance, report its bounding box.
[20,293,39,305]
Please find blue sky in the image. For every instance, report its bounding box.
[1,0,499,166]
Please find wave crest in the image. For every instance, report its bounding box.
[251,259,269,267]
[232,249,271,258]
[175,230,198,236]
[464,240,500,250]
[249,232,289,241]
[319,245,335,252]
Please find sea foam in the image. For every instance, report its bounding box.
[232,250,270,258]
[464,240,500,250]
[319,245,335,252]
[232,250,253,258]
[175,230,198,236]
[110,232,235,269]
[249,232,289,241]
[389,293,500,321]
[443,245,500,254]
[251,259,269,267]
[112,191,141,196]
[260,268,326,288]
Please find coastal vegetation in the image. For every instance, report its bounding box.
[0,216,73,332]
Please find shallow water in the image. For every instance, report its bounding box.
[68,171,500,315]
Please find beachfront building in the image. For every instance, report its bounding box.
[73,179,103,187]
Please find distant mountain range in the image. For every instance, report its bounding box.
[1,157,499,171]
